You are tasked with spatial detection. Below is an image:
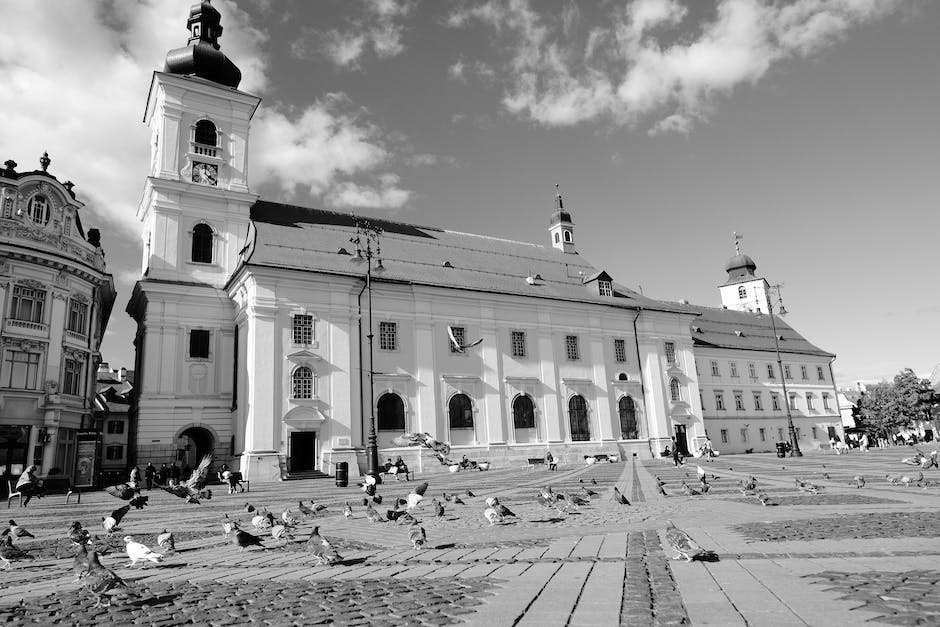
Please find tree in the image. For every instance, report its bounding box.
[857,382,900,439]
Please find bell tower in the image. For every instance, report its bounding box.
[548,184,576,253]
[719,234,769,312]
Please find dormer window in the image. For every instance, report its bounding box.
[28,195,50,225]
[598,280,612,296]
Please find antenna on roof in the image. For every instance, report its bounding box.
[733,231,743,255]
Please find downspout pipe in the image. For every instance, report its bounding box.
[356,280,368,449]
[631,308,651,455]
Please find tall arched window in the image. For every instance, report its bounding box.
[568,395,590,441]
[292,366,314,399]
[192,223,213,263]
[448,394,474,429]
[194,119,217,146]
[28,195,50,225]
[669,378,680,402]
[738,285,747,299]
[512,395,535,429]
[619,396,638,440]
[377,393,405,431]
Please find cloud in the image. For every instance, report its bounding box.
[447,0,904,133]
[325,173,412,210]
[291,0,416,68]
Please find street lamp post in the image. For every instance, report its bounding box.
[767,283,802,457]
[350,220,384,480]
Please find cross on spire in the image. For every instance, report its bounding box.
[733,231,743,255]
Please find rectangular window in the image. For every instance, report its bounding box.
[720,429,728,444]
[11,285,45,323]
[771,393,781,411]
[734,392,744,411]
[753,393,763,411]
[812,426,818,439]
[748,363,757,378]
[800,365,808,380]
[62,358,83,396]
[106,420,124,435]
[189,329,210,359]
[740,428,749,442]
[789,394,798,410]
[767,364,776,379]
[778,427,785,441]
[822,393,831,410]
[759,427,766,441]
[105,445,124,461]
[664,342,676,364]
[714,391,725,411]
[379,321,397,351]
[806,394,814,410]
[511,330,526,358]
[710,360,720,377]
[730,361,739,377]
[292,314,314,345]
[598,280,613,296]
[67,299,88,334]
[449,326,466,353]
[2,350,40,389]
[566,335,580,360]
[613,338,626,363]
[783,364,792,380]
[817,366,825,381]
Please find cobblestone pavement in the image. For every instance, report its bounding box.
[2,447,940,625]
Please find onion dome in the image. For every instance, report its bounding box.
[164,1,241,89]
[550,184,572,225]
[725,253,757,282]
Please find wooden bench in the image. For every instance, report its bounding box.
[525,457,550,470]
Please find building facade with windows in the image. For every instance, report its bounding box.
[0,155,115,493]
[127,3,708,481]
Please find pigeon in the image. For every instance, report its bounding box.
[343,501,353,519]
[795,478,820,494]
[361,497,370,507]
[366,503,386,523]
[128,495,149,510]
[222,514,239,537]
[756,493,775,506]
[306,526,341,566]
[233,530,264,551]
[701,482,710,494]
[72,543,90,581]
[494,501,516,518]
[6,520,34,539]
[591,477,597,486]
[681,483,701,497]
[483,507,503,525]
[123,536,163,567]
[433,499,445,518]
[452,494,465,505]
[665,521,719,562]
[282,509,299,527]
[271,524,293,543]
[657,484,668,496]
[372,495,384,505]
[102,505,130,535]
[465,489,475,498]
[0,535,34,570]
[564,492,589,506]
[160,455,213,503]
[252,511,276,530]
[104,483,139,501]
[245,503,256,513]
[82,551,130,607]
[854,476,866,489]
[308,501,328,516]
[612,486,630,505]
[823,473,830,480]
[536,486,556,509]
[655,476,666,487]
[298,501,314,516]
[696,465,706,478]
[885,474,900,486]
[900,475,913,487]
[68,521,91,546]
[409,523,427,549]
[156,530,175,553]
[396,512,417,526]
[578,487,598,497]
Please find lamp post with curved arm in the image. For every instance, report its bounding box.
[767,283,802,457]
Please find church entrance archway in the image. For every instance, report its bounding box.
[178,426,214,468]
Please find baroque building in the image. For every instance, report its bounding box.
[0,155,115,491]
[127,2,709,481]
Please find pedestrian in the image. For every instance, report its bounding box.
[158,463,169,486]
[15,465,45,507]
[704,437,715,461]
[544,450,557,471]
[672,445,684,467]
[129,465,141,487]
[144,461,156,490]
[169,462,181,487]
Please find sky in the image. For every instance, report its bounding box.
[0,0,937,388]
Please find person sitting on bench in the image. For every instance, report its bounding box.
[544,451,557,471]
[394,456,411,480]
[16,465,45,507]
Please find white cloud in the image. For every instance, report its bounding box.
[447,0,904,133]
[325,173,412,210]
[292,0,416,68]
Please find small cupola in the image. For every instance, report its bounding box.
[164,1,242,88]
[548,184,575,253]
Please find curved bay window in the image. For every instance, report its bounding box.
[568,395,590,441]
[292,366,314,399]
[191,223,213,263]
[512,395,535,429]
[669,378,681,402]
[619,396,638,440]
[377,393,405,431]
[448,393,474,429]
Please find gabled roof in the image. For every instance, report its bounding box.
[669,301,834,358]
[239,201,689,314]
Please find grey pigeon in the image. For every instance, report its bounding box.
[233,530,264,551]
[665,521,719,562]
[0,535,34,569]
[409,523,426,549]
[612,486,630,505]
[7,520,34,539]
[82,551,131,607]
[156,529,175,552]
[306,526,341,565]
[68,521,91,546]
[433,499,445,517]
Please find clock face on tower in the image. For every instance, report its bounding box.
[192,162,218,186]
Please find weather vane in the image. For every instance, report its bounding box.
[732,231,743,255]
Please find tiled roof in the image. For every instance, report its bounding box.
[242,201,688,314]
[668,301,834,358]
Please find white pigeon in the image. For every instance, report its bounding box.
[123,536,163,567]
[222,514,239,537]
[696,465,706,478]
[102,515,119,534]
[483,507,502,526]
[271,524,293,543]
[484,496,499,508]
[281,509,299,527]
[406,492,424,510]
[156,529,175,552]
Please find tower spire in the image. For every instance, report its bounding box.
[555,183,564,210]
[548,183,575,253]
[733,231,743,255]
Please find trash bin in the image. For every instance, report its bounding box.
[775,442,787,458]
[335,461,349,487]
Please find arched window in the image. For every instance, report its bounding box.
[554,232,560,243]
[618,372,629,381]
[619,396,638,440]
[738,285,747,299]
[564,230,572,242]
[568,395,590,441]
[192,223,213,263]
[28,195,50,225]
[448,394,474,429]
[669,378,680,402]
[512,395,535,429]
[292,366,314,399]
[194,119,217,146]
[377,393,405,431]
